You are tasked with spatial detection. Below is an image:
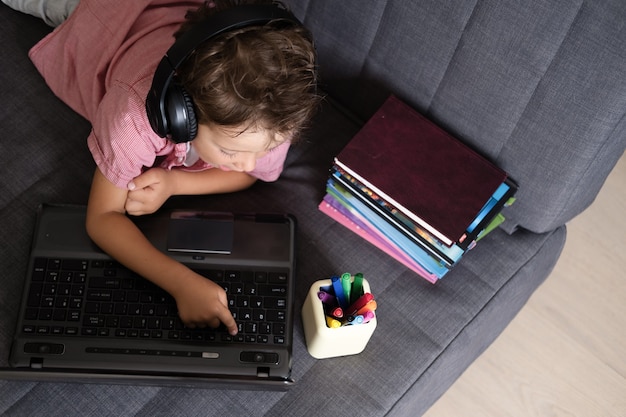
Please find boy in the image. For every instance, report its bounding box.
[10,0,319,334]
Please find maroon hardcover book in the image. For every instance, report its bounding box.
[334,95,506,246]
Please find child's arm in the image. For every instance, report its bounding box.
[125,167,257,215]
[85,168,239,334]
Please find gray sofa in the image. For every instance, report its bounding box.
[1,0,625,416]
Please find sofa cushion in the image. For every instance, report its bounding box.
[288,0,626,235]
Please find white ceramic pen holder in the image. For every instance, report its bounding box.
[302,278,377,359]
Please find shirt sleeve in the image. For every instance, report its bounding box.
[87,78,173,189]
[247,140,291,182]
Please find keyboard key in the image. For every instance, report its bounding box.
[89,277,120,289]
[43,284,56,296]
[41,296,54,308]
[61,259,88,271]
[147,317,161,329]
[27,283,43,307]
[38,309,53,320]
[225,270,241,281]
[258,284,287,297]
[120,317,133,328]
[52,309,67,321]
[25,308,39,320]
[85,302,100,314]
[259,323,271,334]
[22,325,36,334]
[73,273,87,284]
[240,270,254,282]
[273,323,286,335]
[47,259,61,270]
[32,258,47,281]
[254,271,268,283]
[86,289,112,301]
[71,285,84,296]
[266,310,286,322]
[83,315,104,327]
[58,284,71,296]
[55,297,70,308]
[69,298,82,309]
[45,271,59,283]
[60,271,73,283]
[37,326,50,334]
[269,272,288,284]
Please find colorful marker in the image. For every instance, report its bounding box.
[341,273,352,305]
[350,272,364,304]
[347,292,373,316]
[344,315,356,323]
[361,310,375,323]
[343,311,375,326]
[324,304,344,319]
[355,300,377,316]
[341,315,364,326]
[331,275,348,308]
[325,315,341,328]
[317,290,337,305]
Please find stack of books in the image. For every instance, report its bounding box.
[319,96,517,283]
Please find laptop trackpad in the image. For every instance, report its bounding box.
[167,211,234,254]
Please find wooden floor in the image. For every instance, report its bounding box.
[424,152,626,417]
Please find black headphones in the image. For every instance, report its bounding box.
[145,4,301,143]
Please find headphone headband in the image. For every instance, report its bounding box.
[146,4,301,142]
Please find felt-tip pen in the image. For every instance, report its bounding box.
[355,300,377,316]
[341,273,352,305]
[317,290,337,305]
[332,275,348,308]
[350,272,364,304]
[342,311,374,326]
[325,305,344,319]
[325,315,341,328]
[347,292,373,315]
[341,315,364,326]
[361,310,375,323]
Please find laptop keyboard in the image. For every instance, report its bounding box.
[22,258,289,345]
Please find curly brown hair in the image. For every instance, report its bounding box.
[174,0,320,142]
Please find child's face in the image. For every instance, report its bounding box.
[191,123,287,172]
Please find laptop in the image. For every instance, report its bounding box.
[2,204,297,389]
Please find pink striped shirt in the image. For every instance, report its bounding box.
[28,0,290,189]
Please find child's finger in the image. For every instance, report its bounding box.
[219,307,238,335]
[127,168,162,190]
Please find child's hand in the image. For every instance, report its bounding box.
[125,168,174,215]
[174,272,238,335]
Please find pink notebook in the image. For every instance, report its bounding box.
[319,200,438,283]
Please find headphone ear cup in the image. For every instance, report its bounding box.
[165,82,198,143]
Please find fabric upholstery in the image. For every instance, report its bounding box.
[1,1,624,416]
[289,0,626,234]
